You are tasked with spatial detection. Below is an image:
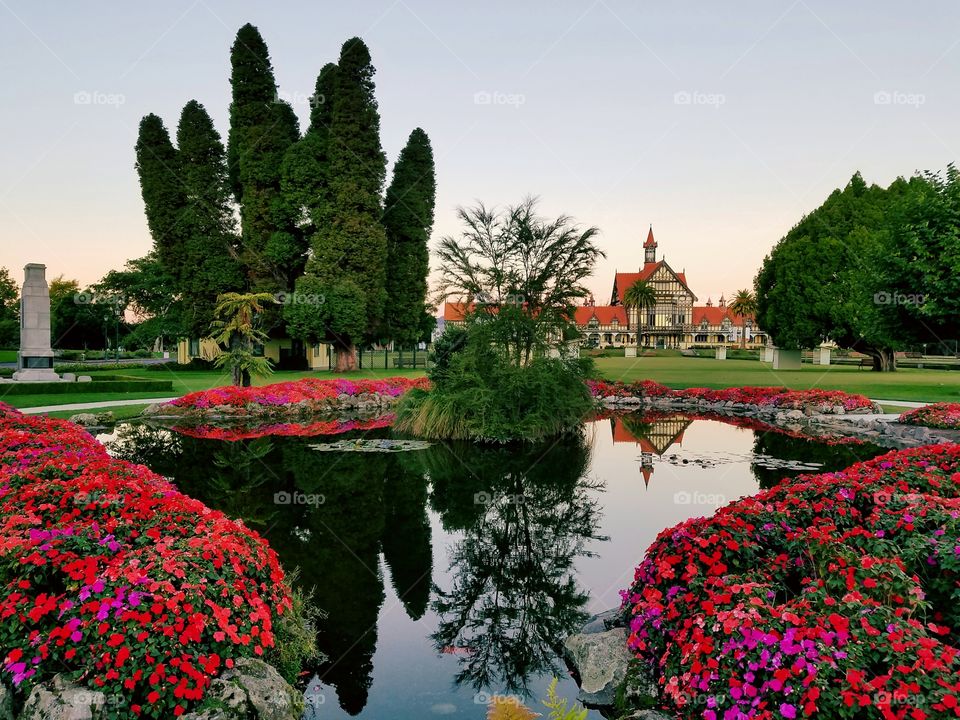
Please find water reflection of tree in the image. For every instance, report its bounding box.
[751,431,886,489]
[108,423,434,717]
[418,435,606,695]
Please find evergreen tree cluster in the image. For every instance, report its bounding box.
[755,168,960,370]
[133,25,436,366]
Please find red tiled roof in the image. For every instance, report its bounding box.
[443,302,472,321]
[643,227,656,248]
[612,263,690,304]
[691,306,755,327]
[575,305,628,326]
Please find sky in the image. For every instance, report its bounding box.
[1,0,959,306]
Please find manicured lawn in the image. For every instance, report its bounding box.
[0,350,16,363]
[5,366,427,410]
[43,404,154,421]
[594,356,960,403]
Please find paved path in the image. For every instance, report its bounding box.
[19,398,177,414]
[869,399,929,408]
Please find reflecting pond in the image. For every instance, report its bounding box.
[104,414,885,719]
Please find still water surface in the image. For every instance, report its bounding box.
[105,414,884,719]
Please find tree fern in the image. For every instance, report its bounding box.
[542,678,588,720]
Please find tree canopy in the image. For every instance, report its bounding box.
[755,170,958,370]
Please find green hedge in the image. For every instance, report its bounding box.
[0,379,173,396]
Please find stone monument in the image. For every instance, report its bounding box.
[13,263,59,382]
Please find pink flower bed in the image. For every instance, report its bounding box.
[587,380,876,412]
[900,403,960,430]
[622,443,960,719]
[0,402,295,717]
[166,376,429,413]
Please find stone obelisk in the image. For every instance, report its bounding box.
[13,263,60,382]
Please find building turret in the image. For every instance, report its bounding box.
[643,226,657,264]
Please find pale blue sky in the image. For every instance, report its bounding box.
[1,1,958,304]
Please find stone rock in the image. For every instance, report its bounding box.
[622,711,674,720]
[77,376,92,383]
[563,628,635,707]
[180,658,303,720]
[61,373,76,382]
[141,403,165,416]
[68,413,99,426]
[579,608,623,634]
[21,675,109,720]
[0,683,12,720]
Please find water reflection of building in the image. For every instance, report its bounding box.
[610,414,691,485]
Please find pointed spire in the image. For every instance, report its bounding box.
[643,225,656,248]
[706,296,713,307]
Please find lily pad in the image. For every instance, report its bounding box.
[308,438,433,453]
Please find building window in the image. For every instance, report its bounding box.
[189,339,199,356]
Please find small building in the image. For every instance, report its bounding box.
[177,337,334,370]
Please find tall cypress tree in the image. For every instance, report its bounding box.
[135,114,187,287]
[176,100,245,337]
[295,38,388,371]
[280,62,338,237]
[382,128,436,345]
[227,23,302,293]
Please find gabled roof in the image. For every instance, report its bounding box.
[692,305,755,327]
[575,305,627,326]
[612,261,693,304]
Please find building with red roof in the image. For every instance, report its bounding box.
[579,226,766,350]
[439,226,767,351]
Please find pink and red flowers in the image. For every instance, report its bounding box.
[900,402,960,430]
[0,401,296,717]
[588,379,876,412]
[622,442,960,719]
[167,376,429,413]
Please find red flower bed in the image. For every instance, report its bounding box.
[622,443,960,719]
[170,414,395,441]
[0,402,296,717]
[168,376,429,412]
[900,403,960,430]
[588,380,875,412]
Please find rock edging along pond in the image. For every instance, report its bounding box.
[604,442,960,719]
[143,377,429,421]
[588,380,947,448]
[0,402,307,719]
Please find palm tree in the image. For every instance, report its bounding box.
[729,289,757,349]
[623,280,657,343]
[209,292,276,386]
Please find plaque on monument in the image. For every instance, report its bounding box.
[13,263,60,382]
